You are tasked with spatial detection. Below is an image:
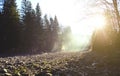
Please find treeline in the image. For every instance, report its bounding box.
[0,0,70,55]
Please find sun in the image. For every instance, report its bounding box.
[91,14,106,30]
[70,14,106,36]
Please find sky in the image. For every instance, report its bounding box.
[16,0,92,26]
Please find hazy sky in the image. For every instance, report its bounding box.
[16,0,92,26]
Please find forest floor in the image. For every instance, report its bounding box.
[0,51,120,76]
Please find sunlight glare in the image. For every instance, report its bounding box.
[91,14,106,29]
[70,14,106,35]
[63,14,106,52]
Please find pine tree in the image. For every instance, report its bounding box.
[43,15,52,52]
[53,16,59,41]
[35,3,43,28]
[53,16,62,51]
[34,3,44,52]
[0,11,4,51]
[2,0,20,52]
[21,0,36,53]
[44,15,50,30]
[49,17,54,51]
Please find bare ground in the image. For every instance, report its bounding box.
[0,51,120,76]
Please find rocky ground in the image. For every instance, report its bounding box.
[0,51,120,76]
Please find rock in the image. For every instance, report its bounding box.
[35,72,52,76]
[8,66,16,70]
[14,72,21,76]
[0,69,8,73]
[21,73,29,76]
[4,73,12,76]
[46,73,52,76]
